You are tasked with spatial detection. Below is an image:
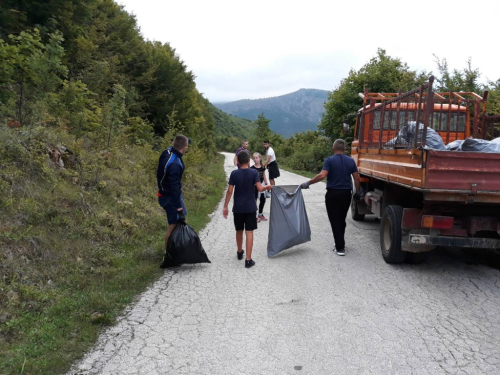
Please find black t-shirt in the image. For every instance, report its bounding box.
[228,168,260,213]
[251,165,266,183]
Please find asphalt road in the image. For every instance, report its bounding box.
[69,152,500,375]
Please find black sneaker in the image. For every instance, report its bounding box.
[237,250,244,260]
[336,248,345,256]
[245,259,255,268]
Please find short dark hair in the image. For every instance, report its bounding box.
[263,140,270,144]
[172,135,189,150]
[333,139,346,152]
[237,151,250,165]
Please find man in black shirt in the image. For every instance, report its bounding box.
[300,139,360,256]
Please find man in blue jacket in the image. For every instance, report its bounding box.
[157,135,190,268]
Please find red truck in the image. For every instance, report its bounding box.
[350,76,500,263]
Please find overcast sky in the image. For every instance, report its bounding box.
[118,0,499,103]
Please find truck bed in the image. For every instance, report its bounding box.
[357,147,500,204]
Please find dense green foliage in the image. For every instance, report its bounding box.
[487,79,500,117]
[434,57,485,93]
[0,1,226,374]
[277,131,332,172]
[319,49,429,141]
[247,114,286,159]
[0,0,215,147]
[211,104,257,151]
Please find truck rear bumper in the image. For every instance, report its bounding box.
[409,234,500,249]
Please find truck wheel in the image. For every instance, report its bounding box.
[380,205,406,264]
[405,252,427,264]
[351,196,365,221]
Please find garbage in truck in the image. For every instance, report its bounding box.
[400,121,446,150]
[456,137,500,153]
[267,185,311,257]
[444,139,464,151]
[384,122,500,153]
[385,121,446,150]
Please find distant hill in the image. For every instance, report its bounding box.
[210,104,256,139]
[214,89,329,137]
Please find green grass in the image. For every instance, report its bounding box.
[282,167,318,179]
[0,127,226,375]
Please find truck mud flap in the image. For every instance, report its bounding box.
[409,234,500,249]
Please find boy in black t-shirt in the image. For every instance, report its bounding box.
[223,152,272,268]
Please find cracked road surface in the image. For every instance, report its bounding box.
[69,152,500,375]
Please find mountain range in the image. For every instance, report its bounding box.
[213,88,329,138]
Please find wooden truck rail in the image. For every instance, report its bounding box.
[350,76,500,264]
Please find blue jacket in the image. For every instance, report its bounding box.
[157,146,184,208]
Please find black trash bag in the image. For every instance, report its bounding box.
[165,222,210,265]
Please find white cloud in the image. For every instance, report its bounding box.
[118,0,500,102]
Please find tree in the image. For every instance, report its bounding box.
[0,28,67,126]
[277,130,331,172]
[487,79,500,115]
[319,49,428,140]
[433,56,485,93]
[254,113,271,141]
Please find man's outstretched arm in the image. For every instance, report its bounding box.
[300,170,328,189]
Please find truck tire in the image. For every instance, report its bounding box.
[351,196,365,221]
[380,205,406,264]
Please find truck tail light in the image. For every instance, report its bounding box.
[421,215,454,229]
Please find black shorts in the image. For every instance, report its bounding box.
[233,212,257,231]
[268,161,280,180]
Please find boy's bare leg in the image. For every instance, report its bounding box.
[270,179,275,186]
[164,223,177,251]
[245,230,254,260]
[236,230,244,251]
[161,223,178,267]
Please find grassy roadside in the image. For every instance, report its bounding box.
[280,167,317,179]
[0,127,226,375]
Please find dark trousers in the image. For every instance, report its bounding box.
[254,188,266,214]
[325,189,352,250]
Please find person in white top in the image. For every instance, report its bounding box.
[263,140,280,186]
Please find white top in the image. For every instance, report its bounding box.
[267,146,276,163]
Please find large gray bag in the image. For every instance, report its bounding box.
[267,185,311,257]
